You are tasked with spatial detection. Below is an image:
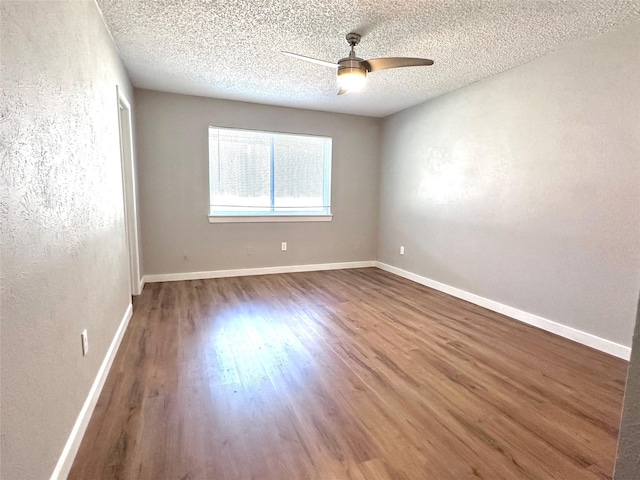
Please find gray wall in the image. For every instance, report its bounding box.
[615,298,640,478]
[377,21,640,347]
[1,1,134,479]
[135,89,381,276]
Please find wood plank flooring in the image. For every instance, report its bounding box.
[69,268,628,479]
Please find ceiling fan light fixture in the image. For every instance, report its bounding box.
[337,67,367,92]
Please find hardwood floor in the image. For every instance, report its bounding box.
[69,268,627,479]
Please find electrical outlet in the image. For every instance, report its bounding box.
[281,242,287,251]
[81,329,89,356]
[400,246,405,255]
[246,246,252,255]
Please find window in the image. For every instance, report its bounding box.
[208,127,332,223]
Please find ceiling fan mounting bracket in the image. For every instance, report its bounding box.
[345,32,361,47]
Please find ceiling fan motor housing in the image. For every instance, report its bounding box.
[337,57,368,77]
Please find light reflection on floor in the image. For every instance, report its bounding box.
[204,300,326,405]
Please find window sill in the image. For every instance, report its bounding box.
[208,214,333,224]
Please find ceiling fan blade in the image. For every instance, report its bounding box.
[281,51,338,68]
[363,57,434,72]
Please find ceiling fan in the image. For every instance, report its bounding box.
[282,32,434,95]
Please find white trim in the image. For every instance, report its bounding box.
[144,261,375,283]
[138,276,146,294]
[375,262,631,361]
[208,214,333,223]
[116,86,142,295]
[50,304,134,480]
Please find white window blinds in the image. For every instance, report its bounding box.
[209,127,332,217]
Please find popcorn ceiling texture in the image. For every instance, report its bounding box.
[96,0,640,117]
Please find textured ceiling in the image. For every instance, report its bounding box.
[96,0,640,117]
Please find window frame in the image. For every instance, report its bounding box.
[207,126,333,224]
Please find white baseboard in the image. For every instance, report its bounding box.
[375,262,631,361]
[137,276,146,295]
[50,303,134,480]
[144,260,376,283]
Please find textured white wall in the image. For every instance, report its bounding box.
[378,21,640,347]
[135,89,381,276]
[1,1,134,478]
